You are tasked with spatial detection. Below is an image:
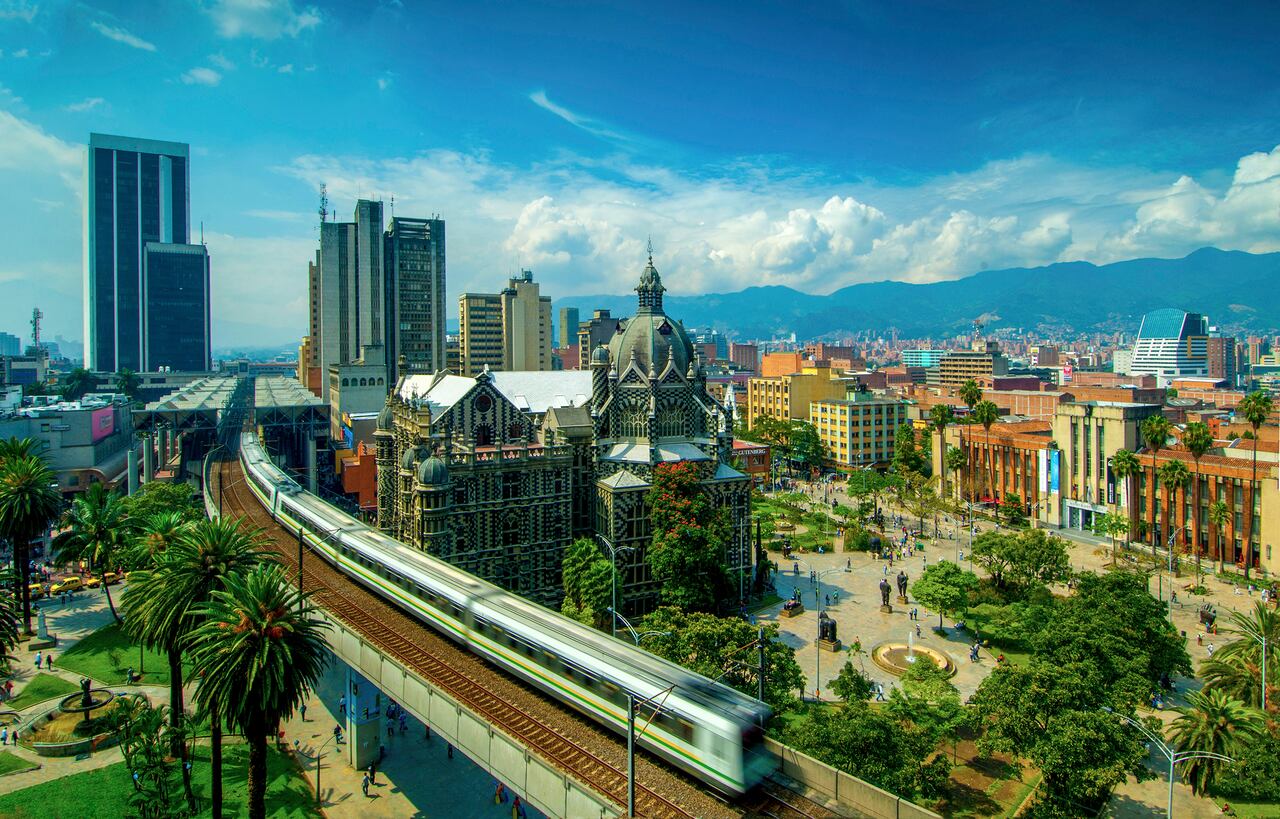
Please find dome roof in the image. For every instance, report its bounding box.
[399,443,430,470]
[607,254,693,375]
[376,404,394,431]
[590,344,611,365]
[416,456,449,486]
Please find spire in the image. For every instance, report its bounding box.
[636,240,665,313]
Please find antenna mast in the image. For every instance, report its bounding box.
[30,307,42,357]
[318,183,329,227]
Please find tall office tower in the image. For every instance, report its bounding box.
[558,307,579,350]
[142,243,210,371]
[459,293,503,375]
[314,200,386,384]
[459,270,553,375]
[85,133,195,372]
[501,270,552,371]
[0,332,19,357]
[1206,334,1240,386]
[383,217,446,381]
[577,309,616,364]
[1129,308,1209,386]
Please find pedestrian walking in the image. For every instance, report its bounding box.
[361,773,370,797]
[299,702,307,721]
[333,724,343,743]
[1,728,8,746]
[399,713,407,733]
[46,653,53,670]
[513,795,527,819]
[338,695,346,716]
[424,722,432,740]
[495,781,508,804]
[34,651,41,669]
[387,721,394,738]
[368,763,376,785]
[447,741,454,759]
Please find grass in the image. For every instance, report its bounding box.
[1213,800,1280,818]
[6,673,78,711]
[0,743,319,818]
[0,750,36,776]
[55,623,175,686]
[933,736,1041,819]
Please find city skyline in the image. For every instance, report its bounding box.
[1,1,1279,348]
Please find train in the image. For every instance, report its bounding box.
[238,431,773,795]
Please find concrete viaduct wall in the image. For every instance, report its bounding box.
[764,737,942,819]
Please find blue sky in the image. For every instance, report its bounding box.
[1,0,1279,349]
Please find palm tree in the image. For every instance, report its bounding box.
[189,564,329,819]
[0,437,43,464]
[60,367,94,401]
[115,368,141,401]
[53,484,133,623]
[1111,448,1141,551]
[929,404,955,498]
[1209,500,1230,573]
[125,510,191,570]
[944,446,966,512]
[958,379,983,502]
[0,568,20,669]
[1158,458,1191,573]
[0,453,62,634]
[122,516,264,818]
[1202,602,1280,711]
[1236,391,1274,580]
[1168,688,1266,795]
[972,400,1000,506]
[1181,422,1213,582]
[1141,414,1172,561]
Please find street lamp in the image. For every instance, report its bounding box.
[598,538,633,639]
[310,730,342,805]
[606,608,670,645]
[296,523,343,615]
[1101,707,1232,819]
[789,561,850,701]
[1161,525,1191,622]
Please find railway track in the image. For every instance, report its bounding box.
[741,781,843,819]
[217,459,718,819]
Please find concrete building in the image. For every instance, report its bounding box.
[0,332,19,357]
[811,395,909,471]
[760,351,805,378]
[85,133,201,373]
[384,217,446,381]
[328,345,390,443]
[576,309,616,370]
[1030,345,1060,367]
[1129,308,1210,386]
[558,306,579,350]
[142,243,210,371]
[1,354,46,386]
[312,200,387,388]
[0,397,136,493]
[1206,335,1240,386]
[729,342,759,373]
[902,349,946,369]
[746,363,847,427]
[459,270,553,375]
[937,341,1010,387]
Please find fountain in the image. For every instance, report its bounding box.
[906,630,916,664]
[871,638,955,678]
[19,680,134,758]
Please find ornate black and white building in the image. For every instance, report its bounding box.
[376,254,751,612]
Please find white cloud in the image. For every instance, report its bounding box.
[204,0,321,39]
[277,63,293,74]
[89,21,156,52]
[63,96,104,112]
[0,1,38,22]
[529,90,631,143]
[0,82,22,105]
[181,67,222,86]
[377,73,392,91]
[209,53,236,70]
[202,230,315,345]
[11,47,28,58]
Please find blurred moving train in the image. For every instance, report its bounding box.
[239,431,773,795]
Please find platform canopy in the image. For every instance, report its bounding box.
[132,375,244,434]
[254,376,327,432]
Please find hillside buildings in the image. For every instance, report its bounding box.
[85,133,210,373]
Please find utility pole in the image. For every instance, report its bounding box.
[757,625,766,705]
[297,525,305,614]
[626,693,636,818]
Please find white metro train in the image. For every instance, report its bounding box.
[239,432,773,795]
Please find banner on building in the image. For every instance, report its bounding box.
[1049,449,1060,494]
[90,407,115,442]
[1038,450,1049,494]
[1063,363,1074,383]
[1106,458,1116,505]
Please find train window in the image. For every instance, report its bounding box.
[676,718,695,743]
[449,603,462,619]
[543,650,557,665]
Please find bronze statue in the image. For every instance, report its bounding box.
[80,677,93,709]
[879,578,891,607]
[897,570,909,598]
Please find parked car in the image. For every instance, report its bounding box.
[50,576,82,595]
[27,583,46,600]
[83,572,121,589]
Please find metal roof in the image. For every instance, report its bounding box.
[254,376,325,409]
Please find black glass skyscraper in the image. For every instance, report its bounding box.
[85,133,197,372]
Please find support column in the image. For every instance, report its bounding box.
[127,447,139,495]
[160,429,170,467]
[344,667,382,771]
[306,430,317,494]
[142,434,155,484]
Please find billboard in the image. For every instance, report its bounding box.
[1063,363,1074,383]
[1106,459,1117,505]
[1049,449,1060,494]
[90,407,115,442]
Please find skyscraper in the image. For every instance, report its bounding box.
[0,332,19,357]
[558,306,579,350]
[1129,308,1209,385]
[85,133,198,372]
[459,270,552,375]
[459,293,503,376]
[142,243,210,371]
[384,217,446,380]
[313,200,384,384]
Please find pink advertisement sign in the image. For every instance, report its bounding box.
[90,407,115,442]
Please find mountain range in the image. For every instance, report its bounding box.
[552,248,1280,340]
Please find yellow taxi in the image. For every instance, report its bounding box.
[28,582,46,600]
[83,572,121,589]
[50,576,83,595]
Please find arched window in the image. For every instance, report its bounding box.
[341,378,349,387]
[360,378,368,387]
[475,424,494,447]
[377,377,384,386]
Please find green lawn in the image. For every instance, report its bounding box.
[0,750,36,776]
[55,623,174,686]
[0,744,319,818]
[1216,801,1280,818]
[7,673,78,711]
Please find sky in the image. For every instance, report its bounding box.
[1,0,1279,350]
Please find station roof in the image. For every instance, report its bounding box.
[143,375,240,413]
[255,377,325,409]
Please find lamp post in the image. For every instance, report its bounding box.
[1161,526,1191,622]
[1101,707,1232,819]
[606,608,670,646]
[296,523,343,615]
[312,731,341,805]
[795,563,849,701]
[598,537,633,639]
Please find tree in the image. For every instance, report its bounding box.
[749,415,793,473]
[0,452,62,634]
[1093,511,1130,568]
[1209,500,1230,573]
[646,462,733,612]
[1157,458,1190,568]
[910,560,978,629]
[971,532,1016,588]
[830,660,874,703]
[893,422,925,477]
[1140,414,1171,557]
[53,483,133,623]
[971,529,1068,590]
[1236,391,1274,580]
[121,481,204,524]
[1110,449,1141,545]
[972,400,1000,502]
[560,537,615,628]
[1199,601,1280,711]
[886,658,972,763]
[1000,493,1025,527]
[189,564,329,819]
[60,367,94,401]
[929,405,955,494]
[115,368,141,401]
[0,568,19,668]
[1181,422,1213,581]
[789,420,826,474]
[1168,688,1266,795]
[112,698,192,818]
[122,516,264,817]
[958,379,983,502]
[126,511,191,570]
[944,446,966,503]
[638,607,803,711]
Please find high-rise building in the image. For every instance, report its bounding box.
[729,342,758,372]
[0,333,19,357]
[937,342,1010,387]
[558,307,579,351]
[459,270,552,375]
[384,217,446,380]
[902,349,946,369]
[1128,308,1209,386]
[312,200,386,388]
[141,243,210,371]
[577,309,616,364]
[85,133,198,372]
[1206,335,1240,387]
